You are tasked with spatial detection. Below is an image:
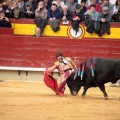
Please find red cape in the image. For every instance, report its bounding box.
[43,68,64,96]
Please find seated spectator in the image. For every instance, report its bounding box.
[59,5,72,23]
[84,4,99,33]
[33,27,42,37]
[113,0,120,13]
[43,0,52,10]
[0,10,12,28]
[71,4,85,35]
[0,0,8,11]
[3,0,13,11]
[52,0,65,11]
[112,0,120,22]
[87,0,101,13]
[80,0,87,14]
[28,0,37,11]
[48,3,60,32]
[6,1,22,18]
[18,0,24,12]
[23,2,34,18]
[101,0,114,15]
[34,1,47,33]
[97,6,112,36]
[66,0,77,13]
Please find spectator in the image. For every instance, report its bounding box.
[28,0,37,11]
[66,0,77,12]
[80,0,87,14]
[113,0,120,13]
[59,5,72,22]
[23,2,34,18]
[43,0,52,10]
[87,0,101,13]
[0,10,12,28]
[52,0,65,11]
[33,27,42,37]
[97,6,112,36]
[34,1,47,33]
[48,3,60,32]
[6,1,22,18]
[101,0,114,15]
[84,4,99,33]
[112,0,120,22]
[3,0,13,9]
[18,0,24,12]
[71,4,85,35]
[0,0,8,11]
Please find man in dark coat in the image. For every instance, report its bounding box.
[0,10,12,28]
[71,4,85,35]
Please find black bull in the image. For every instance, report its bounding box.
[66,58,120,99]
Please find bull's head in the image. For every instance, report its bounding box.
[67,75,83,96]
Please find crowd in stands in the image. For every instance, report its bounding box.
[0,0,120,37]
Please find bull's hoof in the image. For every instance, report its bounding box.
[81,95,85,99]
[104,96,108,100]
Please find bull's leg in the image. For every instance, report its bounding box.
[99,84,108,100]
[81,86,89,99]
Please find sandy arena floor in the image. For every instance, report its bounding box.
[0,80,120,120]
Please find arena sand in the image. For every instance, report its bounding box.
[0,80,120,120]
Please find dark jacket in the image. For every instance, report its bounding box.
[71,10,85,22]
[23,8,34,18]
[71,10,85,35]
[7,8,23,18]
[47,8,60,19]
[59,10,72,21]
[0,18,12,28]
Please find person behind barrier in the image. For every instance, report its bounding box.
[112,0,120,22]
[43,0,52,10]
[0,10,12,28]
[97,6,112,37]
[18,0,24,12]
[0,0,8,12]
[48,52,77,93]
[33,27,42,37]
[23,2,34,18]
[52,0,65,11]
[87,0,101,13]
[84,4,99,33]
[5,1,22,18]
[80,0,87,14]
[71,4,85,35]
[101,0,114,15]
[59,5,72,23]
[48,3,60,32]
[66,0,77,13]
[34,1,47,33]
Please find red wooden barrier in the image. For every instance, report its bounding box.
[0,28,14,35]
[0,35,120,68]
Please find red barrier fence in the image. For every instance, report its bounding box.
[0,35,120,68]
